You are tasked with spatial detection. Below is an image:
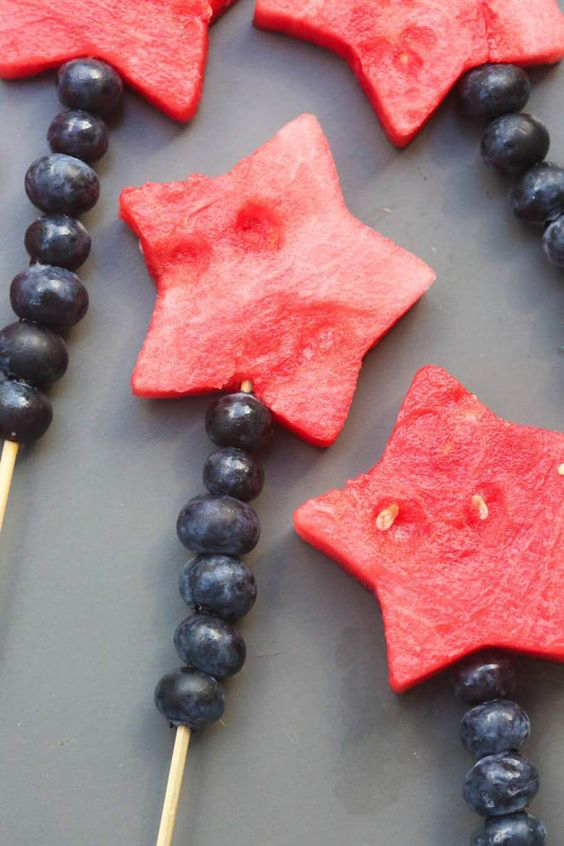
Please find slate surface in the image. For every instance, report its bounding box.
[0,2,562,844]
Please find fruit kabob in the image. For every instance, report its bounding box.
[119,112,435,845]
[295,365,564,845]
[0,0,238,531]
[256,0,564,271]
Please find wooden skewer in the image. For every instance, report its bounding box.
[156,725,191,846]
[0,440,19,534]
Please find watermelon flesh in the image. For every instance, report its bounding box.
[254,0,564,146]
[120,114,435,446]
[0,0,238,121]
[294,365,564,691]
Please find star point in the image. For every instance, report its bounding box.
[120,114,435,445]
[294,365,564,691]
[254,0,564,146]
[0,0,237,120]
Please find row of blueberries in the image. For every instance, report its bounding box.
[459,64,564,267]
[0,59,123,445]
[154,391,273,730]
[453,652,545,846]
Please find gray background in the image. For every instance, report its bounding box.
[0,1,563,843]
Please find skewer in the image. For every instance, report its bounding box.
[156,724,191,846]
[0,441,19,534]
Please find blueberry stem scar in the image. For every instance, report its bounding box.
[156,725,191,846]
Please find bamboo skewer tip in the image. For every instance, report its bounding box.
[0,440,19,535]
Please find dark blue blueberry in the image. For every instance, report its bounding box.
[461,700,530,759]
[177,494,260,556]
[25,215,91,270]
[0,322,68,385]
[206,392,273,452]
[459,64,530,121]
[179,555,257,620]
[0,377,52,442]
[481,114,549,174]
[57,59,123,117]
[174,610,246,680]
[471,812,547,846]
[48,110,109,163]
[25,154,100,216]
[463,752,539,817]
[543,214,564,267]
[511,163,564,223]
[453,651,516,704]
[203,447,264,501]
[10,265,89,331]
[154,667,224,729]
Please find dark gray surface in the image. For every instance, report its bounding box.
[0,2,563,844]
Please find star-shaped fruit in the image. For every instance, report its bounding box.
[254,0,564,146]
[295,365,564,691]
[0,0,237,120]
[119,114,435,446]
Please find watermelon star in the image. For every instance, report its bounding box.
[254,0,564,146]
[295,365,564,691]
[119,114,434,446]
[0,0,237,120]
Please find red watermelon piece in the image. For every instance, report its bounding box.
[295,365,564,691]
[119,114,435,446]
[0,0,238,121]
[254,0,564,146]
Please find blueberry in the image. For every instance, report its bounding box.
[543,214,564,267]
[510,163,564,223]
[174,610,246,680]
[0,322,68,385]
[25,154,100,215]
[459,64,531,121]
[461,700,530,758]
[177,494,260,556]
[57,59,123,117]
[48,110,109,163]
[453,651,516,704]
[25,215,91,270]
[481,114,549,174]
[203,447,264,501]
[464,752,539,817]
[10,265,88,330]
[471,812,547,845]
[0,377,53,442]
[179,555,257,620]
[154,667,224,729]
[206,392,273,452]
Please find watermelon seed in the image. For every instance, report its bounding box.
[376,503,399,531]
[471,494,489,520]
